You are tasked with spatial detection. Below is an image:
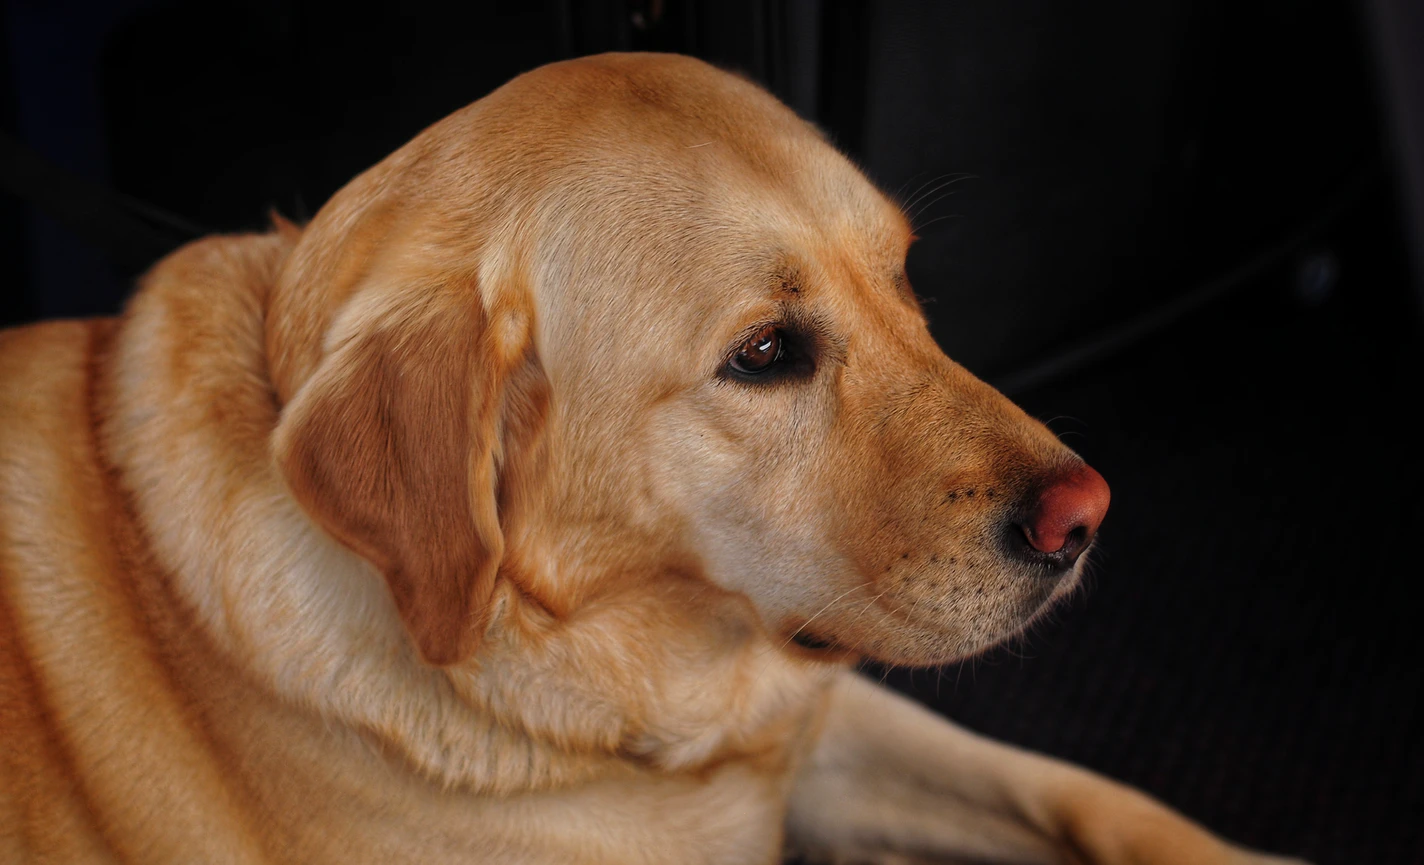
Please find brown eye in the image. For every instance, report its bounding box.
[729,325,783,375]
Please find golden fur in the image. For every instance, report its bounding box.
[1,53,1302,864]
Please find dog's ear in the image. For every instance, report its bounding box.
[273,284,544,666]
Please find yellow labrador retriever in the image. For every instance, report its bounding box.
[0,53,1301,864]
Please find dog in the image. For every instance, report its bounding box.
[0,53,1303,864]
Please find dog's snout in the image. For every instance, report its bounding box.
[1007,465,1110,571]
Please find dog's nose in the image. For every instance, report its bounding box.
[1011,465,1110,569]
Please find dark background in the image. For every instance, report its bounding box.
[3,2,1421,862]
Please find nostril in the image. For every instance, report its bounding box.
[1009,464,1111,570]
[1021,518,1090,556]
[1005,519,1066,572]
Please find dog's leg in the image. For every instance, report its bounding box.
[785,671,1306,865]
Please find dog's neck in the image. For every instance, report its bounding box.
[101,230,836,794]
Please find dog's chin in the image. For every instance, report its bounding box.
[783,619,1024,668]
[933,570,1083,666]
[791,567,1083,668]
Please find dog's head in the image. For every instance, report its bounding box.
[270,53,1108,669]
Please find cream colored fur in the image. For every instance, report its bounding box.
[0,53,1304,864]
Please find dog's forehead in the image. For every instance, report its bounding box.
[492,53,909,245]
[562,85,904,265]
[456,55,919,366]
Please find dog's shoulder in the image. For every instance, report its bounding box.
[0,241,290,863]
[0,317,116,611]
[0,317,107,425]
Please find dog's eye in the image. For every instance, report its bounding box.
[729,325,783,375]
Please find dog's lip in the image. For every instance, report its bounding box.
[785,628,856,662]
[790,630,836,651]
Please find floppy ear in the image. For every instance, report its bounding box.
[273,285,541,666]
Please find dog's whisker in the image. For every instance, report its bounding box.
[906,175,976,218]
[779,583,867,652]
[910,213,965,235]
[897,172,950,210]
[901,172,976,215]
[746,585,877,695]
[909,188,965,222]
[848,588,893,626]
[892,170,936,205]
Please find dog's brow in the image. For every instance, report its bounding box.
[773,266,804,297]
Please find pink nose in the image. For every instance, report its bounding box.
[1020,465,1111,563]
